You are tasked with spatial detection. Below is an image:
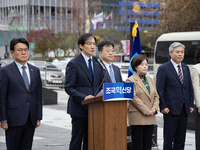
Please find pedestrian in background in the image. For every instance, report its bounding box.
[4,53,7,59]
[126,54,159,150]
[156,42,194,150]
[49,56,53,62]
[191,43,200,150]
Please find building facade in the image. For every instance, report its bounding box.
[0,0,88,33]
[95,0,162,32]
[0,0,163,46]
[0,0,88,46]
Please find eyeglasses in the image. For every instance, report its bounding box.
[16,48,29,53]
[105,49,115,53]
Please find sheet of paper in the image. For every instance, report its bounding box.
[95,89,103,97]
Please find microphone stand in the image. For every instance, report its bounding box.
[91,57,108,150]
[94,57,111,85]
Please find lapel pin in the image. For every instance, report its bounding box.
[31,69,33,71]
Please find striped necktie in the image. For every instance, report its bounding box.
[177,65,183,84]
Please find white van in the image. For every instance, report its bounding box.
[154,31,200,75]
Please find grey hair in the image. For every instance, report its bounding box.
[169,42,185,53]
[85,36,94,43]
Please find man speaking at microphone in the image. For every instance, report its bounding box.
[65,33,104,150]
[98,40,123,83]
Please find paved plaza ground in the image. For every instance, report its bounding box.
[0,89,195,150]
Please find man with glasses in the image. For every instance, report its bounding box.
[98,40,123,83]
[65,33,104,150]
[0,38,42,150]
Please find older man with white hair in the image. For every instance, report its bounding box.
[156,42,194,150]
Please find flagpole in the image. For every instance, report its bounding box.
[129,22,135,52]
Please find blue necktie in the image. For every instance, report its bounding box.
[109,65,116,83]
[22,66,29,90]
[88,58,93,81]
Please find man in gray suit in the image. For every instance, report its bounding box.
[65,33,104,150]
[98,40,123,83]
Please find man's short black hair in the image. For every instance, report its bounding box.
[98,41,114,52]
[78,33,96,51]
[10,38,29,51]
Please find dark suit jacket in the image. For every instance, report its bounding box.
[0,62,42,127]
[65,54,104,118]
[104,63,123,83]
[156,61,194,115]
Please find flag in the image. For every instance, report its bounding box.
[128,22,142,77]
[91,12,103,30]
[85,15,90,33]
[89,20,94,33]
[101,12,113,29]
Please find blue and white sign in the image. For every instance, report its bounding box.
[103,83,134,101]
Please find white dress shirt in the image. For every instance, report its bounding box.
[81,52,93,70]
[170,59,183,79]
[15,61,31,84]
[103,62,115,76]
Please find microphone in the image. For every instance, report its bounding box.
[94,57,111,83]
[94,57,106,71]
[93,57,111,96]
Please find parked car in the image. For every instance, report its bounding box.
[28,61,46,85]
[1,59,14,65]
[51,61,67,76]
[60,57,73,63]
[45,62,65,85]
[0,61,7,68]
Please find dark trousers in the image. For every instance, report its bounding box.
[163,104,188,150]
[130,125,154,150]
[6,114,35,150]
[195,108,200,150]
[69,116,88,150]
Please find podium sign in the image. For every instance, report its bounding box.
[82,83,132,150]
[103,82,134,101]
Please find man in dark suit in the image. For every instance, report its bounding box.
[156,42,194,150]
[0,38,42,150]
[98,40,123,83]
[65,33,104,150]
